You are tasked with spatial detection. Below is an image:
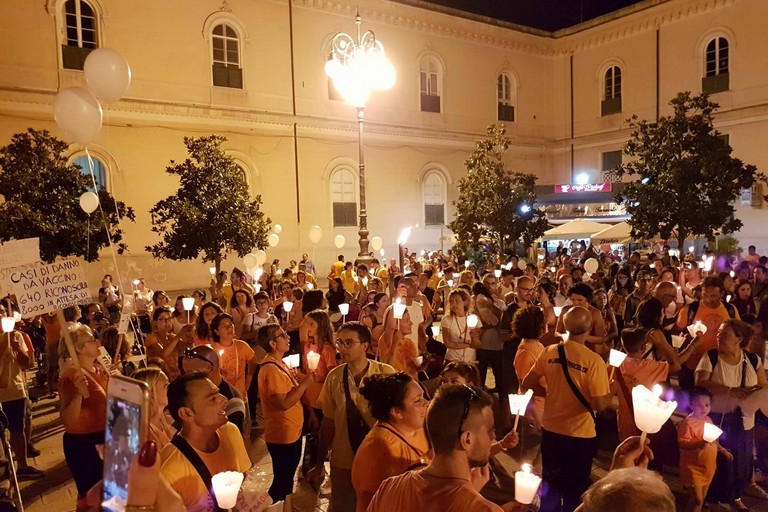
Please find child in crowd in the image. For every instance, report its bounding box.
[677,387,733,512]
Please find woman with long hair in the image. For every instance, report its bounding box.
[209,312,257,397]
[440,288,479,363]
[144,306,185,361]
[229,289,254,339]
[170,295,197,335]
[352,373,429,512]
[193,301,223,345]
[592,288,619,356]
[730,279,757,318]
[326,277,350,313]
[132,367,174,450]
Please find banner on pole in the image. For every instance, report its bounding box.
[10,258,93,317]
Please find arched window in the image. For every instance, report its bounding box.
[703,37,729,93]
[211,23,242,89]
[497,73,515,122]
[601,66,622,116]
[74,154,107,191]
[423,172,446,226]
[331,168,357,227]
[419,58,441,113]
[62,0,98,70]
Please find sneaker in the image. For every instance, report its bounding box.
[745,482,768,500]
[16,466,44,481]
[26,445,41,458]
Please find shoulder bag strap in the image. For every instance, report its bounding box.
[171,436,225,512]
[343,364,371,452]
[557,342,596,422]
[376,424,426,461]
[260,360,298,386]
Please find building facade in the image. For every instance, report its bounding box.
[0,0,766,288]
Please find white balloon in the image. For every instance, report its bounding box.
[53,87,103,145]
[79,191,99,214]
[584,258,599,274]
[84,48,132,104]
[268,233,280,247]
[309,225,323,244]
[273,224,283,234]
[334,235,346,249]
[243,253,258,269]
[255,249,267,266]
[371,236,383,251]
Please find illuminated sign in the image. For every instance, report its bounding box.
[555,183,612,193]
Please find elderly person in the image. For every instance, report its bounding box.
[695,319,767,511]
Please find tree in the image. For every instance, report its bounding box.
[146,135,271,271]
[611,92,763,249]
[448,124,548,256]
[0,129,135,262]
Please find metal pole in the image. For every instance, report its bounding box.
[355,107,372,266]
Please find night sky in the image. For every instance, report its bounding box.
[417,0,649,32]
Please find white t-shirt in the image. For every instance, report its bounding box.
[0,331,29,402]
[696,351,760,413]
[440,314,478,363]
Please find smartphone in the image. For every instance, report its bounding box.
[102,375,150,512]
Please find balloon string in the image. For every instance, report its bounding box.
[86,215,90,259]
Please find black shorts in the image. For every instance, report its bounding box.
[1,397,27,430]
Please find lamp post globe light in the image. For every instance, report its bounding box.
[325,11,395,266]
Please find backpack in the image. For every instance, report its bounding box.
[686,300,736,326]
[707,349,759,374]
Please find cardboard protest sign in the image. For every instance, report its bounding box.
[0,238,41,296]
[10,258,92,317]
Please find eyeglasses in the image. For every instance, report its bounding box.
[335,338,361,349]
[457,384,480,439]
[271,332,289,342]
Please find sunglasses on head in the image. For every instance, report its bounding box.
[182,349,214,367]
[457,384,480,439]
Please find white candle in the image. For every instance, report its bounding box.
[283,301,293,313]
[307,350,321,371]
[307,283,314,290]
[182,297,195,311]
[464,260,470,268]
[282,354,300,369]
[447,279,454,288]
[632,384,677,442]
[687,320,707,338]
[494,269,502,278]
[393,299,407,320]
[608,349,627,368]
[414,356,424,366]
[12,312,21,323]
[553,306,563,318]
[362,277,368,286]
[209,266,217,275]
[452,273,459,281]
[671,335,685,349]
[550,266,557,273]
[514,463,541,505]
[338,303,350,316]
[702,422,723,443]
[466,314,479,329]
[132,279,140,286]
[1,317,15,333]
[508,389,534,431]
[211,471,244,509]
[431,325,440,337]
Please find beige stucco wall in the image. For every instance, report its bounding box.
[1,0,767,291]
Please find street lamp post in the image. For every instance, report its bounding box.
[325,12,395,267]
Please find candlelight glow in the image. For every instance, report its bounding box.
[466,314,479,329]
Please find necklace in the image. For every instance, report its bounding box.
[452,315,468,343]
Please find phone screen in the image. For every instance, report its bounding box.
[102,379,146,512]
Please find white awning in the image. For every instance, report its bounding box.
[590,222,634,245]
[541,219,612,241]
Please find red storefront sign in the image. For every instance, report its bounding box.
[554,183,612,193]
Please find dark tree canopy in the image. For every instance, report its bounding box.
[448,124,548,255]
[0,129,135,262]
[611,92,763,249]
[146,135,271,270]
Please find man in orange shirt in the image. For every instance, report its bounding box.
[675,275,738,389]
[332,255,346,279]
[368,384,523,512]
[522,306,611,512]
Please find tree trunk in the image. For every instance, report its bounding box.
[215,255,221,275]
[677,230,688,256]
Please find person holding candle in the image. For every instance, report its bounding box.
[440,289,480,364]
[695,318,767,510]
[513,306,547,429]
[379,307,422,380]
[521,306,612,512]
[229,289,254,339]
[677,387,732,512]
[171,295,198,335]
[133,277,155,334]
[193,301,224,346]
[257,324,314,508]
[351,372,430,512]
[555,283,607,354]
[209,313,256,397]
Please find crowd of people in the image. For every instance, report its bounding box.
[1,242,768,512]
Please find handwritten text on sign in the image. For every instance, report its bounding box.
[10,259,92,317]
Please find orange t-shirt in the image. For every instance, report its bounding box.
[351,423,429,512]
[257,355,303,444]
[208,339,255,396]
[59,366,108,434]
[677,415,718,486]
[302,342,337,409]
[378,336,418,377]
[614,357,670,440]
[514,340,546,424]
[531,341,610,438]
[42,314,61,346]
[368,470,503,512]
[676,302,738,369]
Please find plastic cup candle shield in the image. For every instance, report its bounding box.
[514,463,541,505]
[338,303,350,317]
[307,283,314,290]
[702,422,723,443]
[211,471,244,509]
[282,354,300,369]
[283,301,294,313]
[553,306,563,318]
[306,350,321,371]
[182,297,195,311]
[671,335,685,349]
[464,260,470,268]
[494,269,502,278]
[632,384,677,444]
[466,314,479,329]
[209,267,217,275]
[609,349,627,368]
[393,299,407,320]
[508,389,534,431]
[687,320,707,338]
[414,356,423,366]
[431,325,440,337]
[1,317,15,333]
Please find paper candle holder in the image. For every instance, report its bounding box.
[307,350,321,371]
[338,303,350,316]
[671,335,685,349]
[553,306,563,318]
[393,300,407,320]
[687,321,707,338]
[608,349,627,368]
[12,312,21,323]
[464,260,470,268]
[282,354,300,369]
[182,297,195,311]
[466,314,479,329]
[414,356,424,366]
[431,325,440,337]
[514,463,541,505]
[632,384,677,435]
[283,301,294,313]
[447,280,454,288]
[362,277,368,286]
[209,267,217,275]
[307,283,314,290]
[132,279,141,286]
[494,269,502,278]
[1,317,15,333]
[211,471,244,509]
[508,389,534,416]
[702,422,723,443]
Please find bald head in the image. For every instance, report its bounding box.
[563,306,592,338]
[578,468,675,512]
[653,281,678,308]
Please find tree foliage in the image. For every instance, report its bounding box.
[611,92,763,248]
[448,124,548,255]
[0,129,135,262]
[146,135,271,270]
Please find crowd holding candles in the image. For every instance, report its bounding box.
[2,239,768,511]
